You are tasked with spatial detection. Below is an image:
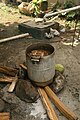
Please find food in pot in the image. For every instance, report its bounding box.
[29,50,49,57]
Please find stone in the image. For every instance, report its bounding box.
[50,28,60,36]
[50,71,65,93]
[59,25,66,33]
[34,18,43,23]
[0,98,5,112]
[18,2,30,15]
[0,84,38,120]
[60,28,66,33]
[45,32,53,39]
[16,79,39,103]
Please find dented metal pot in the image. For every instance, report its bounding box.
[26,43,55,87]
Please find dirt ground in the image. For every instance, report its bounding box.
[0,2,80,120]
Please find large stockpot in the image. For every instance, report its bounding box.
[26,43,55,87]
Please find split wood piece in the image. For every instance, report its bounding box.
[8,75,18,93]
[0,66,18,73]
[44,86,78,120]
[0,76,16,83]
[19,64,27,71]
[0,112,10,120]
[38,88,58,120]
[0,66,18,76]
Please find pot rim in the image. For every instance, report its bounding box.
[26,42,55,59]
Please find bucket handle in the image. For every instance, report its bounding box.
[30,56,41,63]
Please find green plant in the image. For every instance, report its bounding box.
[52,1,61,12]
[59,1,80,22]
[32,0,47,16]
[63,0,75,9]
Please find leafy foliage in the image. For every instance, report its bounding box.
[63,0,75,9]
[52,1,61,12]
[32,0,48,16]
[52,0,80,21]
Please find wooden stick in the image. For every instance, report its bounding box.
[0,66,17,72]
[0,33,29,44]
[0,66,18,76]
[19,64,27,71]
[0,112,10,120]
[44,86,78,120]
[0,76,16,83]
[8,75,18,93]
[38,88,58,120]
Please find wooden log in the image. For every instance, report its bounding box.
[19,64,27,71]
[44,86,78,120]
[0,76,16,83]
[0,66,18,76]
[0,33,29,44]
[38,88,58,120]
[44,5,80,19]
[0,66,18,73]
[8,75,18,93]
[0,112,10,120]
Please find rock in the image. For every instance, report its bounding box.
[0,85,35,120]
[59,25,66,33]
[16,79,39,103]
[0,99,5,112]
[50,71,65,93]
[18,2,31,15]
[51,22,59,30]
[45,32,53,39]
[50,28,60,36]
[34,18,43,23]
[0,84,20,104]
[60,28,66,33]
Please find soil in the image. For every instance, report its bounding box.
[0,2,80,120]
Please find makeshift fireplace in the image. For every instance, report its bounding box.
[25,43,77,120]
[0,43,78,120]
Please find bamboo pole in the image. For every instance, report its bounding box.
[44,5,80,19]
[0,33,29,44]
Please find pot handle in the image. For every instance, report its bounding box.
[31,56,41,63]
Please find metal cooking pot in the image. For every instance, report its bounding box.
[26,43,55,87]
